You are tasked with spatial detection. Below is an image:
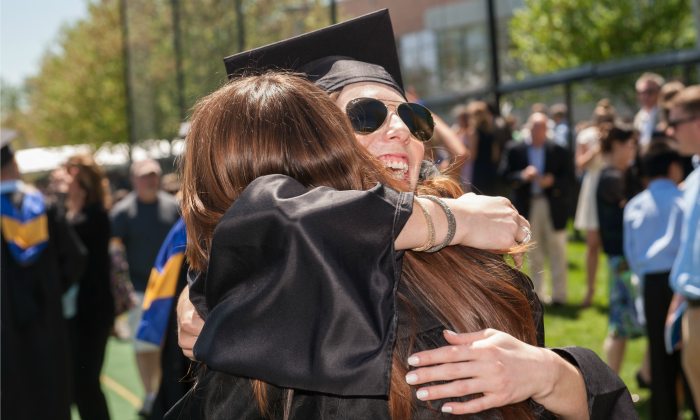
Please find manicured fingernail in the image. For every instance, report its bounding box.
[416,390,429,400]
[445,330,458,336]
[407,356,420,365]
[405,373,418,384]
[442,405,453,413]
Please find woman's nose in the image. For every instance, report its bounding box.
[381,111,411,144]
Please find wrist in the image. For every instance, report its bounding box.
[533,349,589,420]
[444,199,469,246]
[531,348,558,403]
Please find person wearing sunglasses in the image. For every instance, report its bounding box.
[634,72,665,146]
[175,10,635,419]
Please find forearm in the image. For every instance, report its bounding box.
[395,198,448,250]
[575,145,598,171]
[396,194,527,252]
[576,151,594,171]
[534,350,589,420]
[433,116,468,160]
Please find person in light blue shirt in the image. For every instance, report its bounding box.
[666,85,700,409]
[623,139,686,419]
[624,142,685,279]
[671,167,700,299]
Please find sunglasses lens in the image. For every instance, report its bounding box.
[346,98,387,135]
[398,103,435,142]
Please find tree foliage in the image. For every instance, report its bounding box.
[509,0,695,74]
[508,0,696,106]
[1,79,33,148]
[4,0,333,148]
[19,0,127,147]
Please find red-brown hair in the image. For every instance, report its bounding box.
[182,73,537,420]
[65,153,111,209]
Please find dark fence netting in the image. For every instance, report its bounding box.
[123,0,333,141]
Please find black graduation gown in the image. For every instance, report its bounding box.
[168,174,637,419]
[1,194,87,420]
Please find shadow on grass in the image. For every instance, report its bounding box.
[543,302,610,319]
[567,260,580,271]
[634,396,650,420]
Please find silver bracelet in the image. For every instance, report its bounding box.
[420,195,456,253]
[411,197,435,252]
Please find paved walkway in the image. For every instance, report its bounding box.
[71,337,144,420]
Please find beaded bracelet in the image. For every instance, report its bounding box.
[421,195,456,253]
[411,197,435,252]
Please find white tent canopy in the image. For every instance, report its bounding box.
[14,140,184,174]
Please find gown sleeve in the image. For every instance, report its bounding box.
[551,347,638,418]
[190,174,413,397]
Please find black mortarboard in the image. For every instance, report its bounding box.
[223,9,404,96]
[1,129,18,167]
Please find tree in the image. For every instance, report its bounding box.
[24,0,128,147]
[1,79,33,148]
[12,0,333,148]
[508,0,696,106]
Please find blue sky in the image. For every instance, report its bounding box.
[2,0,88,85]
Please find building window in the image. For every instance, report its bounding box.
[399,30,439,97]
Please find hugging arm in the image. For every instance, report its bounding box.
[406,331,591,419]
[178,177,531,359]
[406,298,635,419]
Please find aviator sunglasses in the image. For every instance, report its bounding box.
[345,97,436,142]
[667,114,699,130]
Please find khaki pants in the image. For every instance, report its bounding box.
[527,196,568,303]
[682,305,700,408]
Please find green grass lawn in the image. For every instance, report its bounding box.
[80,237,691,419]
[535,239,652,417]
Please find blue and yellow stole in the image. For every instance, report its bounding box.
[137,217,187,345]
[1,191,49,266]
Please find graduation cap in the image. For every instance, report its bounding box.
[1,129,18,167]
[223,9,404,96]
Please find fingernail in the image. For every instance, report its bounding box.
[407,356,420,365]
[445,330,458,336]
[405,373,418,384]
[442,405,453,413]
[416,390,429,400]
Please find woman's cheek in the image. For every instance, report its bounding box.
[355,133,376,151]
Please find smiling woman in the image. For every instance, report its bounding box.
[173,10,637,420]
[173,70,549,420]
[333,83,427,190]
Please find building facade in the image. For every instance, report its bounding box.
[340,0,524,103]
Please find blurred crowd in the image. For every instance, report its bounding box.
[2,72,699,420]
[436,73,699,420]
[51,156,184,419]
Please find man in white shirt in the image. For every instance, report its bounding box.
[634,73,665,146]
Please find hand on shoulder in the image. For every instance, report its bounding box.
[177,285,204,360]
[406,329,589,419]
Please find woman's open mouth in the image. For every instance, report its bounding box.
[379,154,410,183]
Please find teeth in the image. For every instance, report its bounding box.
[383,160,408,179]
[384,161,408,170]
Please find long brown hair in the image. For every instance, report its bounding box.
[65,153,111,209]
[182,73,537,420]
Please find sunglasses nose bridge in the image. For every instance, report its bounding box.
[381,110,412,144]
